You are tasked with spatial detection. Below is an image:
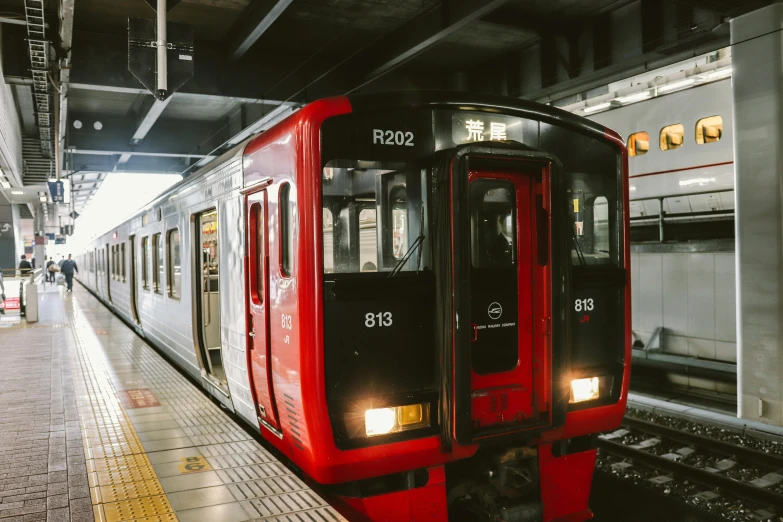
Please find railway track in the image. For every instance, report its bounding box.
[598,416,783,510]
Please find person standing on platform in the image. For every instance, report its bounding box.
[60,254,78,293]
[45,257,55,283]
[18,255,31,276]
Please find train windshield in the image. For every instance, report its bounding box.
[322,160,431,274]
[568,174,619,267]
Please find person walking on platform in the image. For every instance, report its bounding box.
[60,254,78,293]
[45,257,55,283]
[18,255,31,276]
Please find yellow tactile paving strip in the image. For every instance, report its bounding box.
[64,307,177,522]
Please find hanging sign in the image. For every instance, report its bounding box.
[47,181,65,203]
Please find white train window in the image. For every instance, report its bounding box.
[627,132,649,157]
[141,237,150,290]
[167,229,180,300]
[152,233,162,294]
[696,116,723,144]
[659,124,684,151]
[121,243,126,283]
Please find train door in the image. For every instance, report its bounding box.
[105,244,112,303]
[453,155,553,443]
[245,187,281,435]
[129,235,141,325]
[97,248,103,295]
[193,209,227,388]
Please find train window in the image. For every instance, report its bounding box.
[659,124,684,151]
[570,187,617,266]
[152,233,162,294]
[167,229,180,299]
[279,183,294,277]
[322,160,429,274]
[627,132,649,157]
[359,208,378,271]
[323,208,334,272]
[141,236,149,290]
[592,197,609,254]
[470,182,516,268]
[121,243,126,283]
[696,115,723,144]
[251,203,264,304]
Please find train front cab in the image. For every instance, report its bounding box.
[241,95,630,522]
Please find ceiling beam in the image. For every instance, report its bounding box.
[229,0,293,60]
[132,96,172,144]
[359,0,514,85]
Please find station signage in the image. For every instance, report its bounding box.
[47,181,65,203]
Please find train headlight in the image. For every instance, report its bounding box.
[570,377,600,403]
[360,403,431,437]
[365,408,396,436]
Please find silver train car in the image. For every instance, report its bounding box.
[75,143,257,420]
[589,78,737,393]
[589,79,733,222]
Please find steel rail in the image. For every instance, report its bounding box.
[621,417,783,470]
[598,438,783,508]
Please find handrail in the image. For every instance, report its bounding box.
[630,188,733,203]
[630,188,734,242]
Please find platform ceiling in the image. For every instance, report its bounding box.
[0,0,775,213]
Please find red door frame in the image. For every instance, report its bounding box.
[244,181,282,435]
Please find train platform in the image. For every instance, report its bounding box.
[0,284,344,522]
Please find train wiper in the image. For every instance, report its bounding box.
[389,206,425,278]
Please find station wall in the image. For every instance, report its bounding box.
[630,251,736,393]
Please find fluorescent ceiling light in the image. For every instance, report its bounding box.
[659,78,695,93]
[705,68,731,80]
[616,91,651,104]
[583,102,611,114]
[0,181,10,189]
[39,196,47,202]
[11,190,23,195]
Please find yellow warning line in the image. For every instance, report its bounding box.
[65,307,178,522]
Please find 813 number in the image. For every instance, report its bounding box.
[365,312,393,328]
[574,298,594,312]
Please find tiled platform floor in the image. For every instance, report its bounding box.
[0,284,344,522]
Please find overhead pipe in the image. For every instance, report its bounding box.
[156,0,168,100]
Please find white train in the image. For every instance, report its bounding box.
[591,78,738,390]
[590,79,734,222]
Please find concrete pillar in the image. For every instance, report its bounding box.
[0,203,16,271]
[732,4,783,425]
[32,204,45,270]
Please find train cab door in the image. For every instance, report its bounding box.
[244,186,281,435]
[452,153,555,444]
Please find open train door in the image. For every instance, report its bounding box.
[244,180,282,437]
[436,144,570,446]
